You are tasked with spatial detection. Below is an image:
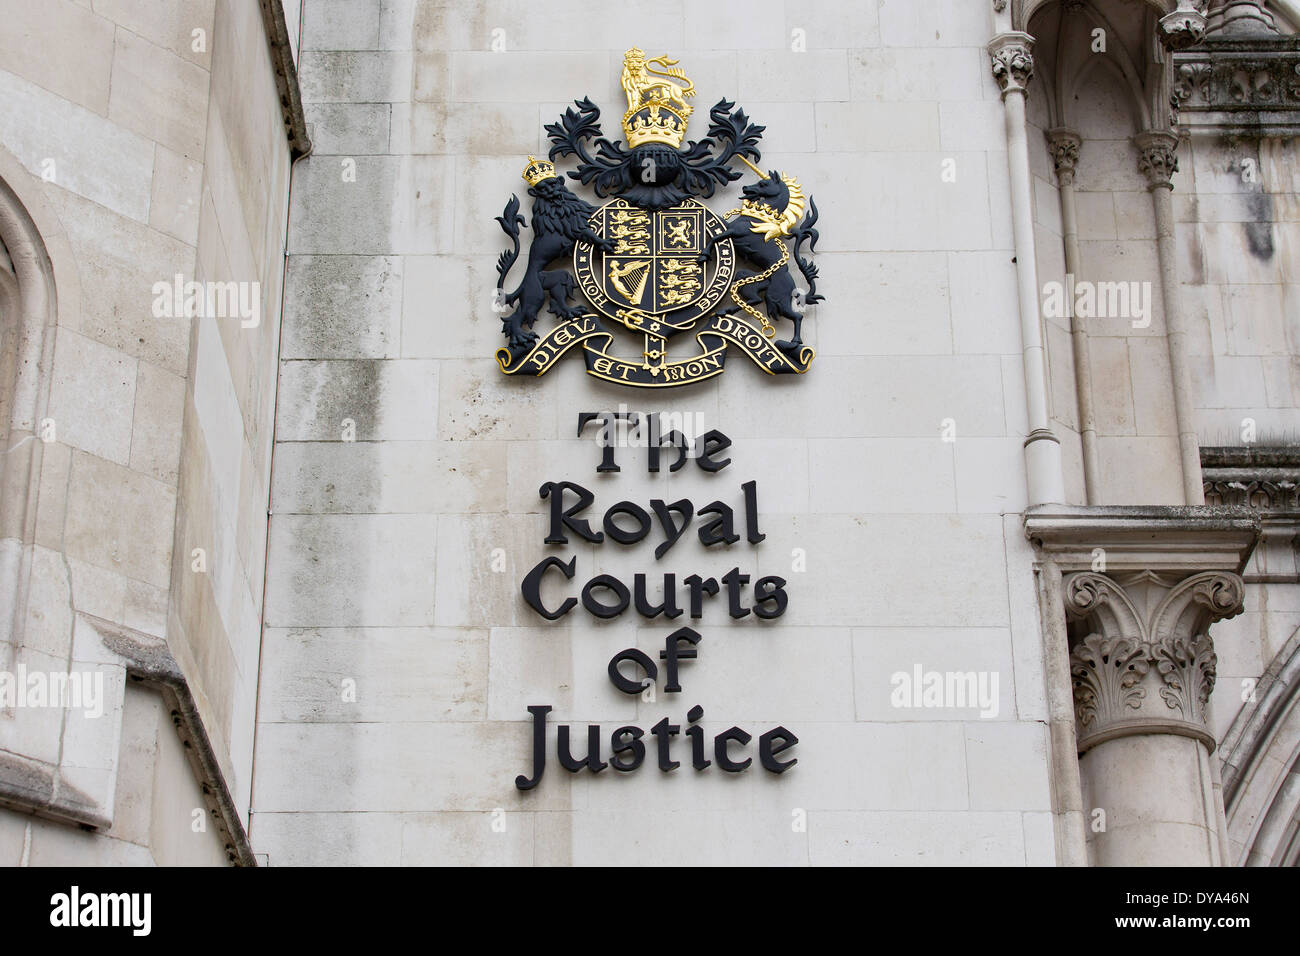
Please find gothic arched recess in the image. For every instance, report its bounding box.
[0,147,71,655]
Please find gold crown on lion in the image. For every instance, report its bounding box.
[620,46,695,149]
[521,155,556,186]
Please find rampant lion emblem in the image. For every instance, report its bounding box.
[494,160,612,350]
[494,47,824,388]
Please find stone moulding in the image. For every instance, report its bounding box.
[1024,504,1260,574]
[92,615,256,867]
[1202,446,1300,582]
[0,615,255,867]
[1172,36,1300,136]
[258,0,312,159]
[1217,624,1300,863]
[1202,445,1300,513]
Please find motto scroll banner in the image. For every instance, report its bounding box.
[496,312,813,388]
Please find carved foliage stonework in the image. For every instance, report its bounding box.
[1070,634,1149,729]
[1204,479,1300,512]
[1064,571,1243,751]
[1153,633,1218,725]
[1046,129,1082,187]
[1171,37,1300,136]
[1135,131,1180,189]
[989,34,1035,97]
[1160,5,1209,52]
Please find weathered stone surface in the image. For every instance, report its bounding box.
[276,359,439,441]
[282,255,404,359]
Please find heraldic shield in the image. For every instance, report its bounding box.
[493,46,823,389]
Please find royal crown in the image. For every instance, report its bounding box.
[521,155,556,186]
[620,47,695,149]
[623,102,689,149]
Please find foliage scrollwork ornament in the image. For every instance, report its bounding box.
[1063,570,1243,752]
[989,34,1035,97]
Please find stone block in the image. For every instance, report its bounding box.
[400,812,535,865]
[304,103,393,155]
[808,437,955,513]
[784,1,879,50]
[760,514,1011,627]
[130,360,185,484]
[301,0,382,50]
[0,70,154,223]
[149,145,203,245]
[63,451,176,590]
[299,51,414,104]
[250,720,576,812]
[48,189,195,375]
[94,0,216,66]
[717,355,1006,439]
[259,627,487,722]
[950,251,1021,355]
[448,51,611,102]
[437,359,557,441]
[251,810,401,865]
[813,252,952,355]
[737,49,849,102]
[47,329,137,467]
[287,155,455,254]
[264,513,439,627]
[809,811,1027,865]
[964,721,1053,811]
[853,626,1016,721]
[850,47,990,103]
[282,255,403,359]
[816,101,939,152]
[1127,337,1177,436]
[400,254,499,359]
[271,439,507,514]
[955,438,1027,514]
[878,0,988,47]
[276,359,440,441]
[0,0,115,114]
[1088,336,1135,435]
[109,29,211,159]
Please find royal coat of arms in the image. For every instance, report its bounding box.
[494,47,823,388]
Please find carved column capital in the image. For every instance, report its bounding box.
[1160,2,1210,51]
[1134,130,1180,190]
[1045,128,1082,186]
[1064,570,1244,752]
[988,32,1035,98]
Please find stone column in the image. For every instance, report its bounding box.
[1136,131,1205,506]
[1205,0,1278,36]
[1066,570,1239,865]
[989,33,1066,506]
[1026,506,1259,866]
[1047,128,1101,504]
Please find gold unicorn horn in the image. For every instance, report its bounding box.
[735,154,767,178]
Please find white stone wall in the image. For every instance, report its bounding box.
[253,0,1060,865]
[0,0,290,862]
[1180,134,1300,445]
